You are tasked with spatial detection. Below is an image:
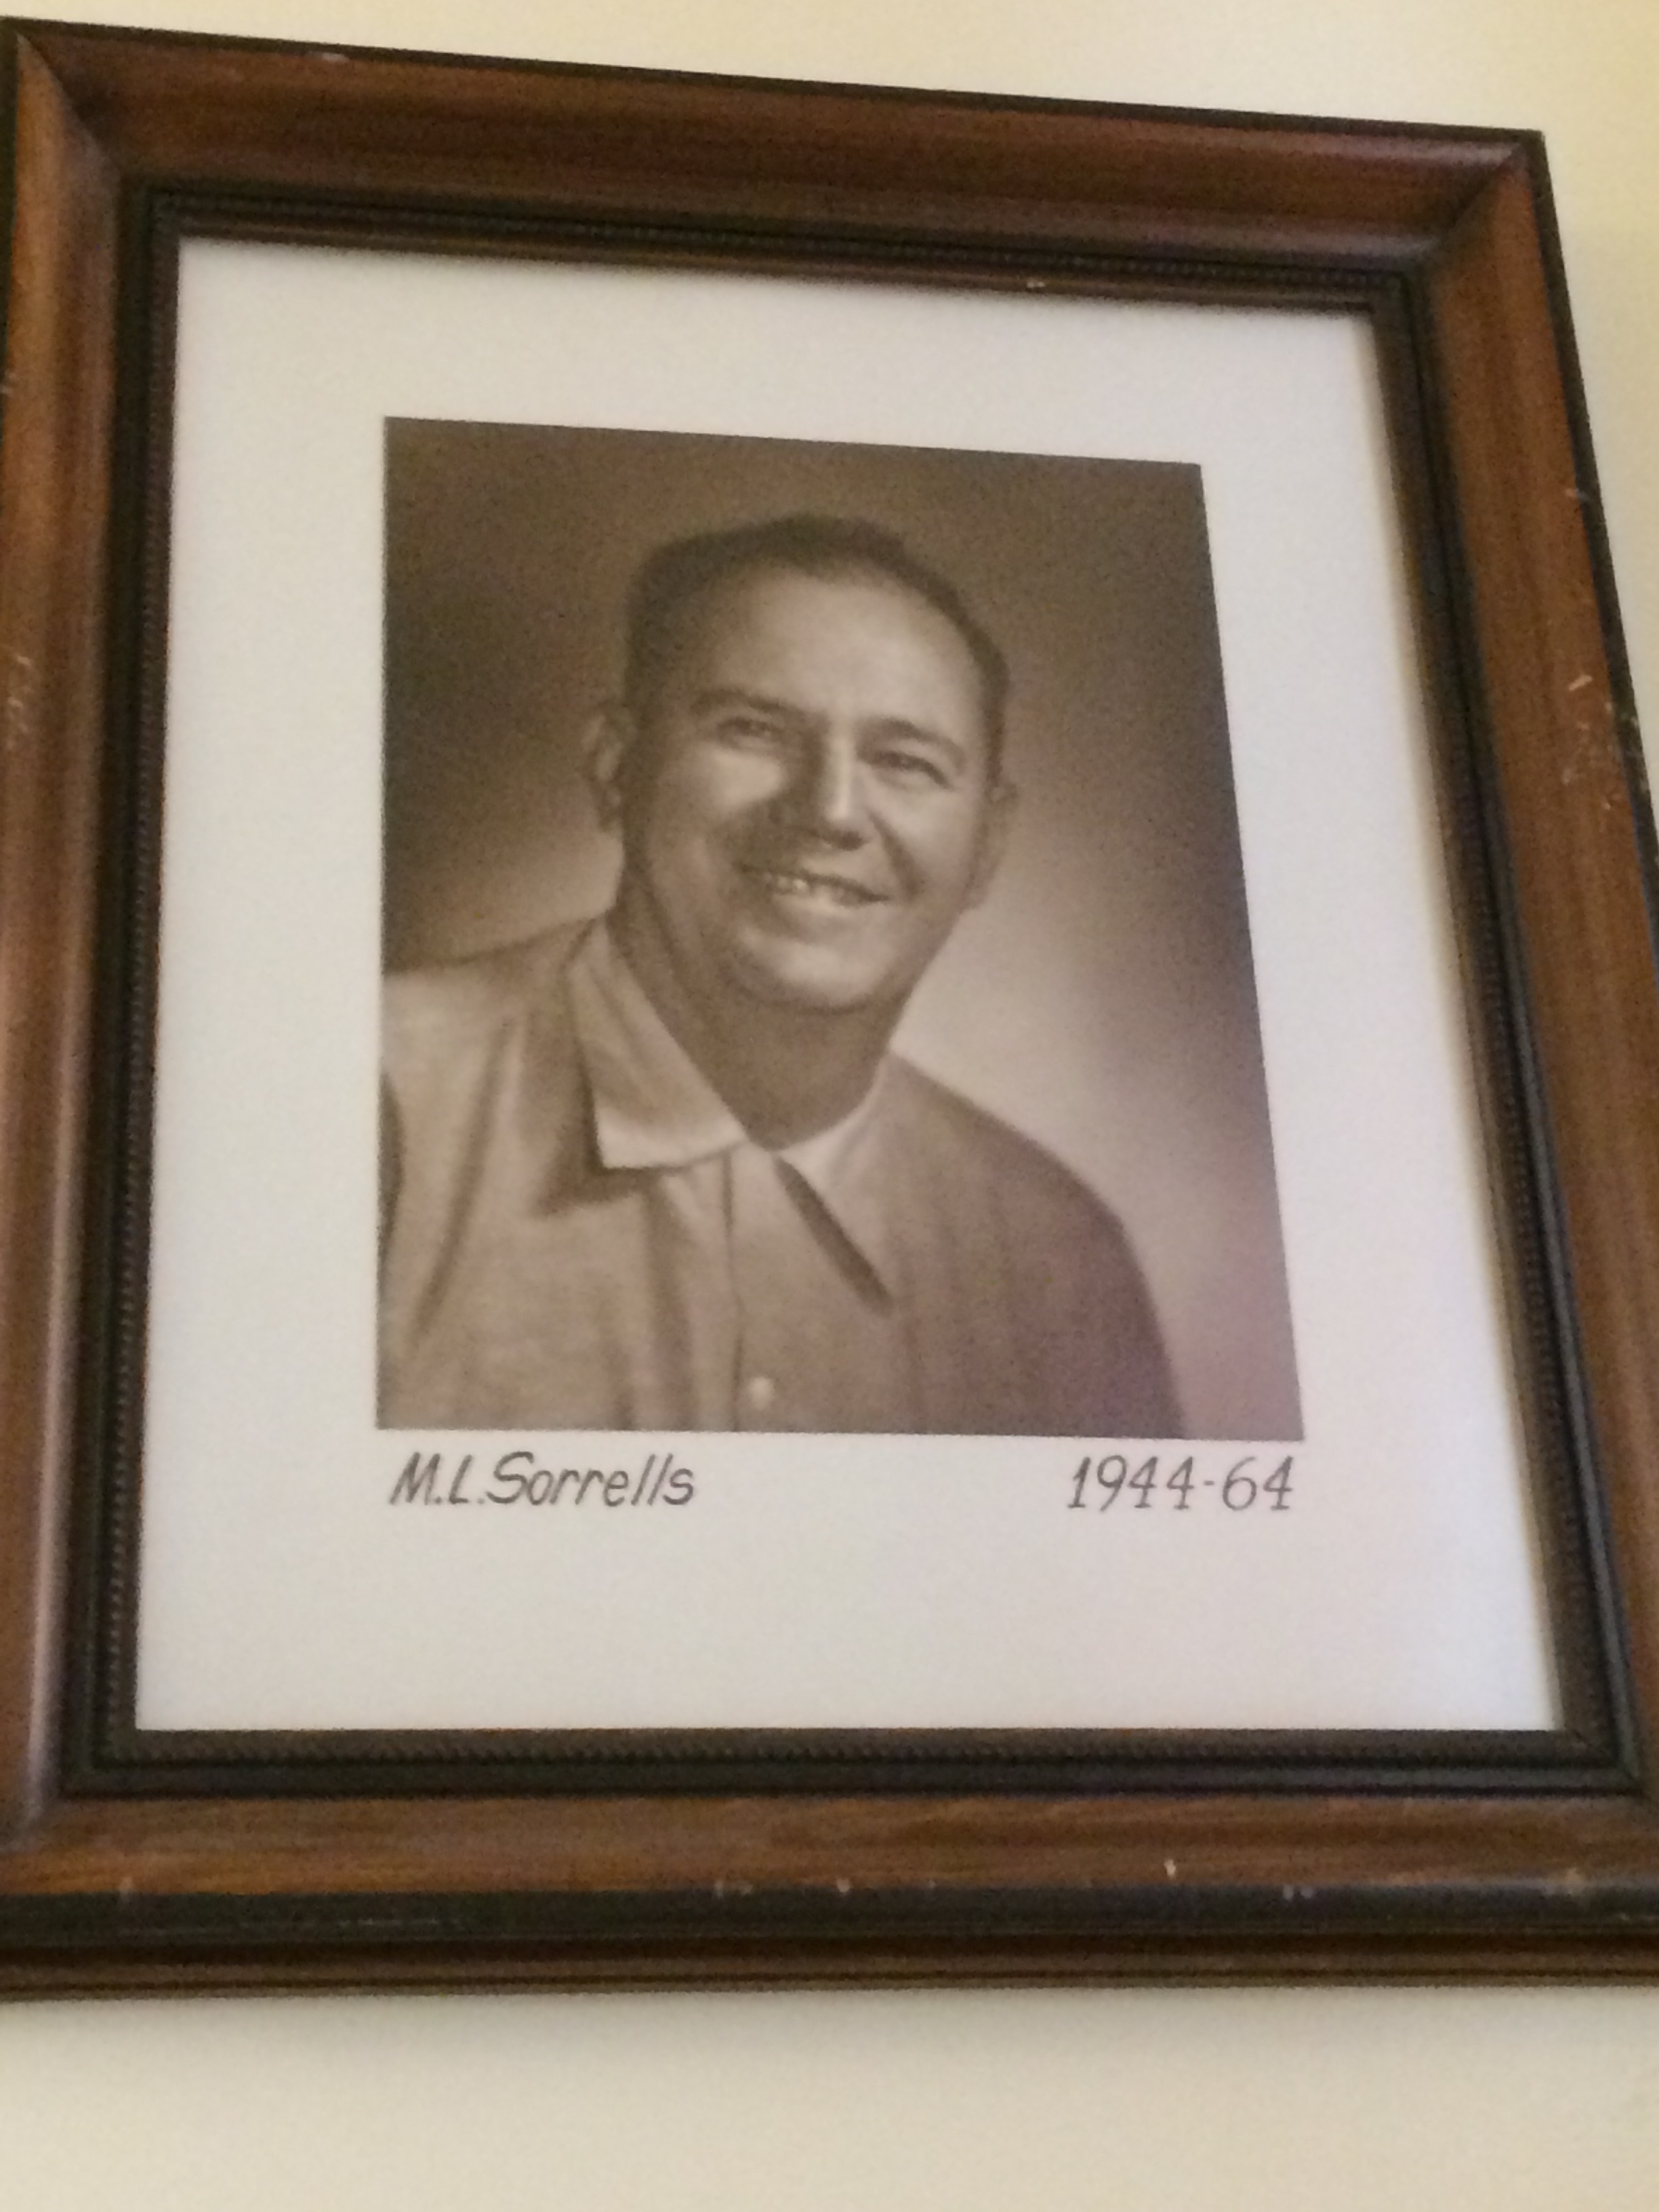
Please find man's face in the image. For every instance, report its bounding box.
[607,565,1012,1017]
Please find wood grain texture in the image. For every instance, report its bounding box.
[0,41,117,1841]
[0,22,1655,1985]
[1424,163,1659,1765]
[9,1787,1659,1898]
[6,1788,1659,1988]
[23,19,1510,264]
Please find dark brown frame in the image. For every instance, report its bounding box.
[1,18,1656,1988]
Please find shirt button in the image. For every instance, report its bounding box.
[743,1374,777,1416]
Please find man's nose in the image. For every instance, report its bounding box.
[783,736,865,842]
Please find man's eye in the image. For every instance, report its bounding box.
[714,716,786,748]
[874,748,950,787]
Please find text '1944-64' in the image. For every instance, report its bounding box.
[1068,1452,1295,1513]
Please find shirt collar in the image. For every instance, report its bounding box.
[566,920,896,1292]
[567,920,745,1171]
[777,1080,895,1296]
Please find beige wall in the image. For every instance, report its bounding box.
[6,2,1659,2205]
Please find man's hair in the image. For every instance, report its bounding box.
[621,514,1010,771]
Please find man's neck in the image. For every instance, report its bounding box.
[608,899,897,1150]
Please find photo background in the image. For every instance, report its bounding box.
[384,422,1301,1439]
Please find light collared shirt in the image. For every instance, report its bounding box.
[380,922,1177,1435]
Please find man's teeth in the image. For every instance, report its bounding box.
[754,869,874,905]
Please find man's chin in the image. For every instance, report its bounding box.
[724,947,899,1019]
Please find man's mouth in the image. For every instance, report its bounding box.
[743,864,886,908]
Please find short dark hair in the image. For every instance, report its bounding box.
[621,514,1009,771]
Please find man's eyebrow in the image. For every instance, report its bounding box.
[689,686,810,723]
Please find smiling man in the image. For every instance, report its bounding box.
[379,514,1178,1434]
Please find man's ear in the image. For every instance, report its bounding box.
[581,702,636,832]
[965,778,1018,909]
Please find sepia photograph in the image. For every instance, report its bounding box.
[380,422,1303,1440]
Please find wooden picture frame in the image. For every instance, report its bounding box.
[2,17,1658,1987]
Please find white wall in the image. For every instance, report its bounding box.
[5,2,1659,2205]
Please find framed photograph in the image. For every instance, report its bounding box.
[1,19,1657,1986]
